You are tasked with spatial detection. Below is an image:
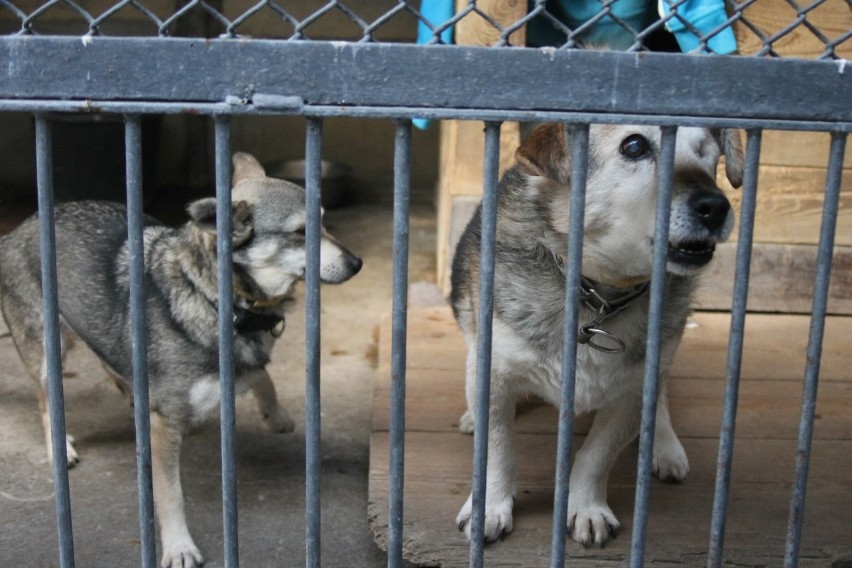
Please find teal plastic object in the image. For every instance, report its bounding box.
[414,0,455,130]
[657,0,737,54]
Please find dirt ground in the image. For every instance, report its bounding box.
[0,201,439,568]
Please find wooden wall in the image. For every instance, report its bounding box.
[436,0,852,314]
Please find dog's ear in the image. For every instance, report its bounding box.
[715,129,744,189]
[515,123,570,184]
[232,152,266,187]
[187,198,254,246]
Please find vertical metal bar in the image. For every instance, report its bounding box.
[469,121,502,568]
[784,131,847,568]
[305,117,323,568]
[34,114,76,568]
[214,116,239,568]
[550,123,590,568]
[124,114,157,568]
[629,125,678,568]
[388,119,412,568]
[707,129,762,568]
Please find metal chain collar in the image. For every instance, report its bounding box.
[577,277,649,354]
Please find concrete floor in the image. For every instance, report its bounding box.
[0,202,438,568]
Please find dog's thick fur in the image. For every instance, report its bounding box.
[0,153,362,568]
[451,124,743,546]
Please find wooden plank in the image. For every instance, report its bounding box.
[369,432,851,567]
[733,0,852,59]
[377,309,852,381]
[372,367,852,441]
[370,308,852,566]
[374,309,852,439]
[697,242,852,314]
[436,120,520,289]
[455,0,527,47]
[746,131,852,170]
[717,165,852,247]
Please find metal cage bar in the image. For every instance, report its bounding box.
[783,131,847,568]
[549,123,591,568]
[304,116,324,568]
[468,121,502,568]
[388,119,412,568]
[629,125,679,567]
[707,128,763,568]
[34,114,76,568]
[214,116,240,568]
[124,113,157,568]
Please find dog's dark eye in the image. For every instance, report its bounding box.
[619,134,651,160]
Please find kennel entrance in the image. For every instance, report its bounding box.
[0,2,850,567]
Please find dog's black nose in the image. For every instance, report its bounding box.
[689,189,730,232]
[349,254,363,275]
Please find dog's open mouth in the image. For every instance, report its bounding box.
[668,240,716,267]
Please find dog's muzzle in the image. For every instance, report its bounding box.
[668,186,731,268]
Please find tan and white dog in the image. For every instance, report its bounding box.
[451,124,743,546]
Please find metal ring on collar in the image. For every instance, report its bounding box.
[578,326,626,354]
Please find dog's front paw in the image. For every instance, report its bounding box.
[653,437,689,484]
[65,435,80,468]
[160,539,204,568]
[458,410,474,435]
[262,406,295,434]
[567,501,620,547]
[456,493,514,543]
[47,434,80,469]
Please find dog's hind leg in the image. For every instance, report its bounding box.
[150,412,204,568]
[248,369,295,434]
[653,382,689,483]
[5,304,80,468]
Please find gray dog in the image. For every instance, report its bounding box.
[0,152,362,567]
[451,123,743,547]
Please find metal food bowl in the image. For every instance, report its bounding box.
[268,159,351,209]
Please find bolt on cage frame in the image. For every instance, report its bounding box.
[1,2,851,568]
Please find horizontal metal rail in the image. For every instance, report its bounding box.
[0,39,850,122]
[1,99,850,133]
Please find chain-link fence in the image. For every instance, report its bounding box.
[0,0,849,58]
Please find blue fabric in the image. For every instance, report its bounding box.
[412,0,737,130]
[658,0,737,54]
[527,0,656,50]
[414,0,455,130]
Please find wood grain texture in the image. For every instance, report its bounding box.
[732,0,852,59]
[718,165,852,246]
[747,130,852,170]
[696,242,852,314]
[369,307,852,566]
[455,0,527,47]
